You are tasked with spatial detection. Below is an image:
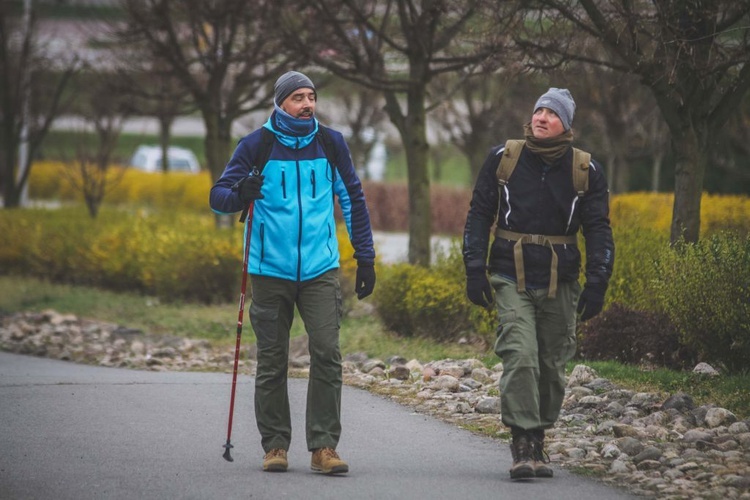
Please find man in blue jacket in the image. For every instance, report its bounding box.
[210,71,376,475]
[463,88,614,480]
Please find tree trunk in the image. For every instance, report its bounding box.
[670,126,708,244]
[404,88,431,267]
[159,116,174,173]
[651,152,662,192]
[202,107,235,228]
[606,153,618,194]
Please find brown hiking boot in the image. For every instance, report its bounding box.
[262,448,288,472]
[311,447,349,474]
[531,429,553,478]
[509,429,535,480]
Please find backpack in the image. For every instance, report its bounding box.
[496,139,591,197]
[238,125,339,222]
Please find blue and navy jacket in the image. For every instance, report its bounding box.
[209,117,375,282]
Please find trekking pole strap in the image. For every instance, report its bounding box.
[494,229,577,299]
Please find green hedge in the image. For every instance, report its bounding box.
[0,207,242,303]
[650,234,750,373]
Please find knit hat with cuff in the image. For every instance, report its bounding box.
[274,71,315,106]
[534,88,576,131]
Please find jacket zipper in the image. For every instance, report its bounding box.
[311,169,316,198]
[258,222,265,272]
[295,139,302,282]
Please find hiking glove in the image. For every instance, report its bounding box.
[577,284,606,321]
[232,175,265,204]
[355,264,376,300]
[466,270,493,308]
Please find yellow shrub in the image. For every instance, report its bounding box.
[28,161,213,211]
[610,192,750,237]
[700,193,750,236]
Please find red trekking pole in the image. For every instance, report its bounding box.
[223,201,254,462]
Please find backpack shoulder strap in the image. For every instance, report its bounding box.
[316,124,339,182]
[497,139,525,187]
[254,127,276,174]
[571,147,591,197]
[239,128,276,223]
[316,125,336,163]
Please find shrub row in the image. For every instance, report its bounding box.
[0,207,241,303]
[28,162,471,234]
[30,162,750,237]
[0,207,357,305]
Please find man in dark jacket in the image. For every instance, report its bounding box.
[210,71,376,475]
[462,88,614,480]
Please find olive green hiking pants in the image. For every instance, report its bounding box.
[490,274,580,431]
[249,269,343,453]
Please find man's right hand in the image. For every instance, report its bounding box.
[466,271,493,308]
[232,175,265,204]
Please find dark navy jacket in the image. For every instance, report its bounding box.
[463,143,614,289]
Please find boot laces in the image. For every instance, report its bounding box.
[319,447,340,459]
[532,436,550,464]
[265,448,286,459]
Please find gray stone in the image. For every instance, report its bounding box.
[692,362,719,376]
[633,446,662,464]
[683,429,714,443]
[388,365,411,381]
[661,392,696,413]
[617,436,644,456]
[475,397,501,414]
[361,359,386,373]
[704,407,738,428]
[567,364,597,387]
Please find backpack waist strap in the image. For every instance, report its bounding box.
[495,229,577,299]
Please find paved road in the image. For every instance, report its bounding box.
[0,352,634,500]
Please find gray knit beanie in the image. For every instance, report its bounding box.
[274,71,315,106]
[534,88,576,131]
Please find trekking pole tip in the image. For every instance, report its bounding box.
[223,441,234,462]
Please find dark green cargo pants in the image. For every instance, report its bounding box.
[249,269,343,453]
[490,274,580,431]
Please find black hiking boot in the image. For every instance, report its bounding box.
[509,428,535,480]
[530,429,553,478]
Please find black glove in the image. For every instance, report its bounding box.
[577,284,606,321]
[355,264,376,300]
[231,175,265,204]
[466,270,493,308]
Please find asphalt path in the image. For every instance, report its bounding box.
[0,352,635,500]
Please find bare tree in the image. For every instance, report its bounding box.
[431,72,546,182]
[316,79,389,180]
[519,0,750,243]
[557,63,670,194]
[61,70,131,218]
[277,0,519,266]
[0,0,79,208]
[114,63,196,172]
[711,92,750,192]
[116,0,297,187]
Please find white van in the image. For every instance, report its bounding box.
[129,145,201,173]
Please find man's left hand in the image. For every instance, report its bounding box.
[577,284,606,321]
[355,264,376,300]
